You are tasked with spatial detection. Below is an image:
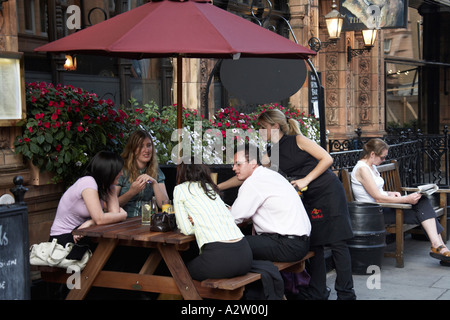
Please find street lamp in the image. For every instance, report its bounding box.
[347,28,378,62]
[325,0,345,40]
[308,0,345,52]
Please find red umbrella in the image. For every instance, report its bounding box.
[35,0,316,128]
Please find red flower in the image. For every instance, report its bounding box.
[56,144,62,152]
[51,113,58,120]
[44,122,50,129]
[24,138,30,143]
[28,127,33,133]
[77,125,84,132]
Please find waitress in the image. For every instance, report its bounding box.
[256,108,356,300]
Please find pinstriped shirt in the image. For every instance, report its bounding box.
[173,182,244,250]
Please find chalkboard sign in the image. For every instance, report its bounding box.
[0,203,30,300]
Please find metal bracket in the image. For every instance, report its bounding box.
[347,46,372,63]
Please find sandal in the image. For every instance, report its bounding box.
[430,245,450,262]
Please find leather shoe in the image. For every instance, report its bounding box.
[430,245,450,262]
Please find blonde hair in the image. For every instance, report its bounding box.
[121,130,159,183]
[361,138,389,159]
[257,108,301,135]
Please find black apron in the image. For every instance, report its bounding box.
[271,135,353,246]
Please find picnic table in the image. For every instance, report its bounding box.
[68,216,202,300]
[41,216,313,300]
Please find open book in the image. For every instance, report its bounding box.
[417,184,439,196]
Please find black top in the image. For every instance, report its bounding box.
[272,134,353,246]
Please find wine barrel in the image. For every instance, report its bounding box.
[347,202,385,275]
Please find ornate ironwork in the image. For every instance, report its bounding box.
[330,126,449,187]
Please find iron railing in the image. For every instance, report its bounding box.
[330,126,449,187]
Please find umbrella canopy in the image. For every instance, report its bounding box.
[35,0,316,127]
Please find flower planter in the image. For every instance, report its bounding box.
[28,161,56,186]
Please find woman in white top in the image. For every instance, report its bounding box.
[351,138,449,261]
[173,158,252,281]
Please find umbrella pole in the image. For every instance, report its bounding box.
[177,56,183,129]
[176,56,183,167]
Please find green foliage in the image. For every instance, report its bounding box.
[14,82,320,184]
[136,102,320,165]
[14,82,145,186]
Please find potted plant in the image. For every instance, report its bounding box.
[14,82,146,187]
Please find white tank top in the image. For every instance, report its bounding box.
[351,160,388,202]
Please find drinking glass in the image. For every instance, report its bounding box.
[141,201,151,225]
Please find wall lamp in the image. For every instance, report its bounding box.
[347,29,378,62]
[308,0,345,52]
[64,54,77,71]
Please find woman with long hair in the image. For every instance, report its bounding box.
[219,108,356,300]
[256,108,355,300]
[49,150,127,259]
[116,129,169,217]
[174,159,252,281]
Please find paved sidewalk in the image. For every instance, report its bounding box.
[326,235,450,300]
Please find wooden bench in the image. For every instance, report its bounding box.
[34,251,314,300]
[340,160,448,268]
[200,251,314,292]
[198,251,314,299]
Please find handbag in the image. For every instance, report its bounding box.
[280,270,311,294]
[30,238,91,270]
[150,213,177,232]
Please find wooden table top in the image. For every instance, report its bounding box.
[73,217,195,245]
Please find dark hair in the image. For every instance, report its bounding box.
[239,143,261,165]
[176,157,220,200]
[83,150,124,201]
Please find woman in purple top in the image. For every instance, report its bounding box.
[49,150,127,259]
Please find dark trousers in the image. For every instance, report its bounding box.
[383,197,444,234]
[187,238,253,281]
[304,240,356,300]
[245,233,310,262]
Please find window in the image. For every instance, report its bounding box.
[384,39,392,54]
[24,0,35,34]
[385,63,419,128]
[384,8,423,130]
[39,0,48,36]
